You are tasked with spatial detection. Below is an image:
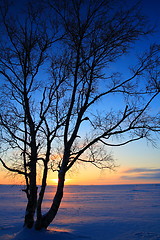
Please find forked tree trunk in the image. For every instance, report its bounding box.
[35,173,65,230]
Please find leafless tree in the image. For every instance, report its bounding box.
[0,0,160,230]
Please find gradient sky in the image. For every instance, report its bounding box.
[0,0,160,185]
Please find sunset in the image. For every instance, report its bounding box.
[1,140,159,186]
[0,0,160,239]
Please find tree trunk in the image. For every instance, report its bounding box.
[24,160,37,228]
[24,184,37,228]
[35,162,48,230]
[36,172,65,229]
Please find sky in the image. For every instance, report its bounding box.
[0,0,160,186]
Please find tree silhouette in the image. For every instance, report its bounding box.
[0,0,160,230]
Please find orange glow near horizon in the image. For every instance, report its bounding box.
[0,146,160,186]
[0,165,160,186]
[0,175,159,185]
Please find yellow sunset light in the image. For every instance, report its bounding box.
[52,179,59,184]
[51,178,72,185]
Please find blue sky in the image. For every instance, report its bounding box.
[0,0,160,185]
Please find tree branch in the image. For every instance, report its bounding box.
[0,158,27,175]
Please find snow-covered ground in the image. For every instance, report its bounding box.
[0,184,160,240]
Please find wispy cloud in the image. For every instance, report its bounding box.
[123,168,160,174]
[121,168,160,180]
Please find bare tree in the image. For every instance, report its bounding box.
[0,0,160,230]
